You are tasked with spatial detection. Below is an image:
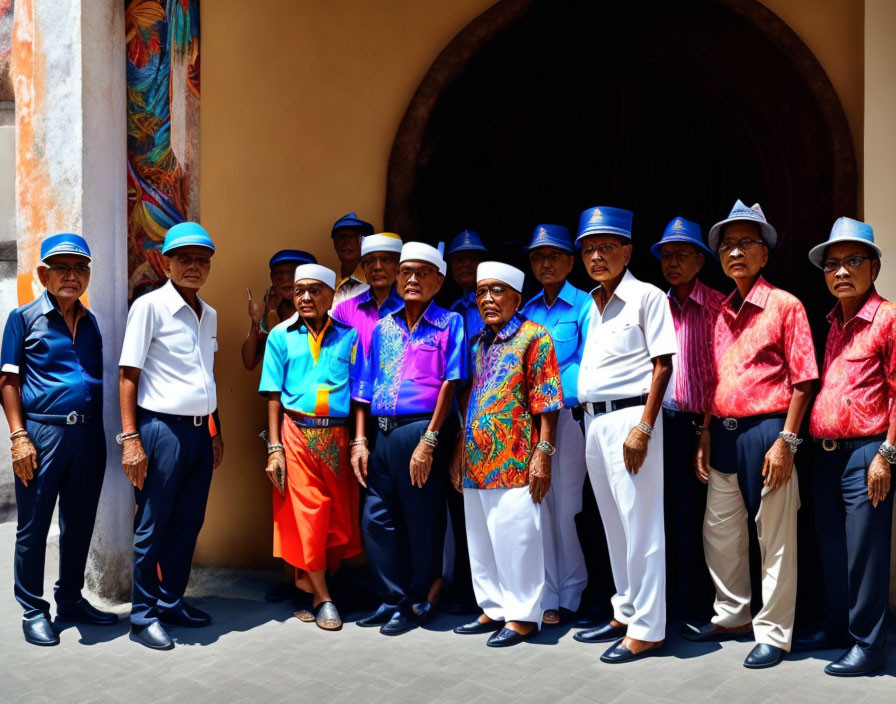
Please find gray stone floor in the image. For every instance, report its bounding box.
[0,520,893,704]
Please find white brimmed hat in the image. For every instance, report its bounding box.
[400,241,446,275]
[477,261,525,293]
[708,199,777,251]
[362,232,403,257]
[294,264,336,289]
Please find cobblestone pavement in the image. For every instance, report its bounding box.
[0,521,893,704]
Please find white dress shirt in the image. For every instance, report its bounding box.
[119,279,218,416]
[578,269,677,402]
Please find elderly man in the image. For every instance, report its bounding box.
[119,222,225,650]
[447,230,488,344]
[0,234,117,646]
[453,262,563,647]
[332,232,404,354]
[259,264,363,632]
[798,218,895,676]
[573,206,676,664]
[352,242,467,636]
[650,217,725,620]
[683,200,817,669]
[331,211,374,307]
[520,224,591,625]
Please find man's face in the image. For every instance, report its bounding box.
[822,241,879,302]
[361,252,400,289]
[270,262,299,300]
[580,235,631,283]
[163,245,213,291]
[333,227,363,264]
[294,278,335,326]
[660,243,704,287]
[397,260,444,303]
[529,247,574,287]
[718,222,767,282]
[37,254,91,302]
[448,251,483,290]
[476,279,521,328]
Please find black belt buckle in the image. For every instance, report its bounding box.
[722,417,738,431]
[377,417,397,433]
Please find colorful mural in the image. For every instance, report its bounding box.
[125,0,199,298]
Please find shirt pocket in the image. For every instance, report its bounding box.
[326,348,352,386]
[412,343,445,380]
[550,321,578,364]
[606,320,646,357]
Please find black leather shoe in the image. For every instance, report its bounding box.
[56,598,118,625]
[454,618,505,635]
[600,638,663,664]
[743,643,785,669]
[486,627,532,647]
[356,603,397,628]
[824,645,884,677]
[680,622,753,643]
[573,620,627,643]
[158,601,211,628]
[129,622,174,650]
[23,614,59,646]
[412,601,437,626]
[380,611,416,636]
[791,630,848,652]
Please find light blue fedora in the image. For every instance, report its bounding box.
[808,217,880,269]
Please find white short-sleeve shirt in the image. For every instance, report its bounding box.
[119,279,218,416]
[578,269,677,402]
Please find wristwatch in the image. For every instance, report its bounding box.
[536,440,556,456]
[878,441,896,464]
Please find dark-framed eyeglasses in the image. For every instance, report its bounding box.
[294,284,326,297]
[172,254,212,267]
[660,251,697,263]
[822,255,873,273]
[475,283,509,299]
[398,265,438,280]
[581,243,622,258]
[529,251,569,264]
[717,238,765,254]
[361,254,400,268]
[47,263,91,276]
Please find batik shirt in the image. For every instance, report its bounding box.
[331,286,403,355]
[356,302,467,416]
[450,290,485,345]
[810,290,896,439]
[463,315,563,490]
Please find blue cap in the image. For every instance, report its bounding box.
[808,217,880,269]
[40,233,91,262]
[649,217,714,259]
[527,224,573,252]
[331,212,374,238]
[576,206,633,241]
[708,200,777,251]
[269,249,316,268]
[446,230,487,256]
[161,222,215,255]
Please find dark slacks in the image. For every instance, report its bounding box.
[812,439,893,656]
[131,410,213,626]
[14,420,106,619]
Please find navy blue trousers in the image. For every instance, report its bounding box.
[362,418,452,610]
[812,440,893,655]
[14,420,106,619]
[131,411,213,626]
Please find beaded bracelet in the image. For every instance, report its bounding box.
[636,421,653,437]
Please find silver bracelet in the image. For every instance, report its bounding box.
[778,431,802,454]
[9,428,28,440]
[878,441,896,464]
[636,421,653,437]
[267,443,284,455]
[421,430,439,447]
[350,438,368,447]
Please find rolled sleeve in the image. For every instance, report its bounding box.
[0,310,24,375]
[118,297,154,369]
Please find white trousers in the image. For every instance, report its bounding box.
[541,408,588,611]
[585,405,666,642]
[464,486,544,624]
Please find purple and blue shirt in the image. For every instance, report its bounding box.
[331,286,404,355]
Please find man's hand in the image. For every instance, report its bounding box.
[11,435,37,487]
[762,438,794,490]
[448,440,465,493]
[265,450,286,495]
[867,454,891,508]
[528,448,552,504]
[695,431,711,484]
[212,435,225,469]
[623,426,650,474]
[351,444,369,488]
[409,441,435,488]
[247,288,265,324]
[122,436,149,491]
[263,286,281,317]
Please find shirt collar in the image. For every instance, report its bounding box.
[590,268,638,303]
[392,301,452,331]
[158,279,208,316]
[535,279,576,308]
[723,275,773,312]
[452,289,476,309]
[666,278,709,307]
[337,266,366,289]
[826,288,885,325]
[477,312,524,345]
[40,290,90,319]
[360,286,402,310]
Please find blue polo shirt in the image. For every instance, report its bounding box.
[0,291,103,416]
[450,290,485,345]
[521,280,592,408]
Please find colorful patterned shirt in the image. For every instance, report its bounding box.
[464,315,564,490]
[712,276,818,418]
[258,315,361,418]
[521,280,592,408]
[450,290,485,347]
[810,290,896,439]
[331,286,403,355]
[331,266,369,309]
[356,302,468,416]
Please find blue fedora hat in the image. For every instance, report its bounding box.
[269,249,316,269]
[446,230,487,257]
[331,212,374,238]
[40,233,92,262]
[708,199,777,252]
[527,224,573,253]
[161,221,215,255]
[649,217,713,259]
[576,206,633,242]
[808,217,880,269]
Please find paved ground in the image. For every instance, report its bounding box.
[0,520,893,704]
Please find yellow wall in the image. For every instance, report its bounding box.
[198,0,866,567]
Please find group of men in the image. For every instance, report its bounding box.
[2,200,893,678]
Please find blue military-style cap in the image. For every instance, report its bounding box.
[40,233,92,262]
[161,221,215,255]
[446,229,487,256]
[707,199,777,252]
[576,206,634,242]
[527,224,573,252]
[649,217,714,259]
[331,211,374,238]
[808,217,881,269]
[269,249,316,268]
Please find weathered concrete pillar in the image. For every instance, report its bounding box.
[12,0,131,600]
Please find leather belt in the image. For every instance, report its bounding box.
[25,411,92,425]
[814,434,886,452]
[375,414,431,433]
[140,409,208,427]
[581,395,647,416]
[284,410,346,428]
[718,412,786,431]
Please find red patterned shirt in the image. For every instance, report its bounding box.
[809,291,896,439]
[712,276,818,418]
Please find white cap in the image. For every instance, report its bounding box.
[477,261,525,293]
[400,241,447,276]
[294,263,337,290]
[361,232,403,257]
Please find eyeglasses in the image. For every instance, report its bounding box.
[47,264,90,276]
[717,238,765,254]
[294,285,326,297]
[529,252,569,264]
[660,251,697,263]
[581,243,622,257]
[822,255,873,273]
[475,283,509,299]
[171,254,212,267]
[398,265,438,280]
[362,254,399,268]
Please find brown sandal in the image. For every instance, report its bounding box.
[542,609,560,625]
